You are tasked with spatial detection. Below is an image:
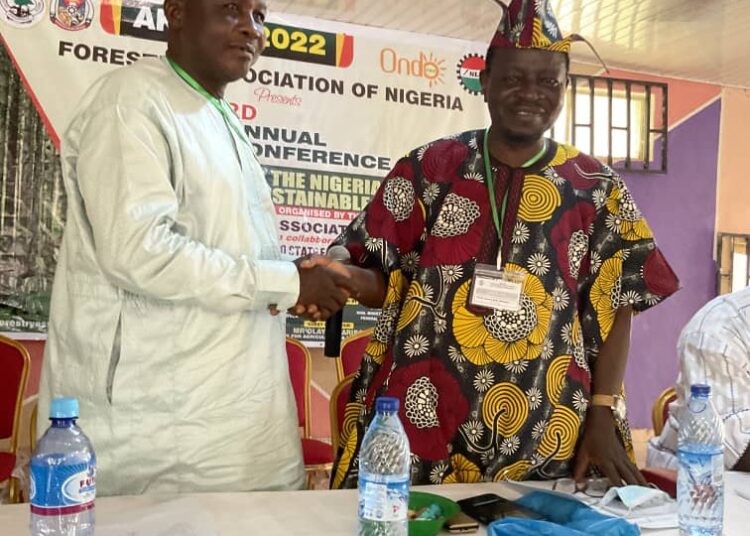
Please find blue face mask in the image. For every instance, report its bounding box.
[601,485,670,511]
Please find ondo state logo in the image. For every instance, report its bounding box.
[456,53,485,95]
[379,48,446,87]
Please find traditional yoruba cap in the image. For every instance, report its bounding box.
[488,0,608,68]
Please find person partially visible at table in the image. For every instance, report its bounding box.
[318,0,680,489]
[38,0,352,496]
[647,286,750,472]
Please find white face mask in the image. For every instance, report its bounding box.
[600,485,670,511]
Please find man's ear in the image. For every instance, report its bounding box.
[164,0,185,31]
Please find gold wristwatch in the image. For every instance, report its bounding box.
[591,394,627,420]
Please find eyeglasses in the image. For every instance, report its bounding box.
[553,477,610,498]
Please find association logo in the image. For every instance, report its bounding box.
[380,48,446,88]
[50,0,93,31]
[0,0,45,27]
[456,53,486,95]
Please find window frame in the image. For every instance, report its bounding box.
[550,74,669,174]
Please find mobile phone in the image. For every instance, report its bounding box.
[444,511,480,533]
[456,493,543,525]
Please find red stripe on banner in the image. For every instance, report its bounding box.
[99,0,117,35]
[31,501,95,516]
[337,34,354,68]
[0,35,61,149]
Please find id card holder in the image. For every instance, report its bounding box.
[469,264,524,311]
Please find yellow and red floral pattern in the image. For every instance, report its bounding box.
[329,129,679,488]
[452,264,552,364]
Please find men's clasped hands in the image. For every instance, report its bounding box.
[270,254,354,320]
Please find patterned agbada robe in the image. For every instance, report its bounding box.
[330,129,679,488]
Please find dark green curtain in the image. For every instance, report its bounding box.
[0,42,65,332]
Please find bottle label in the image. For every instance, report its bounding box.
[30,458,96,514]
[358,475,409,522]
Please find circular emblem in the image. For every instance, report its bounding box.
[0,0,45,27]
[50,0,93,31]
[456,53,485,95]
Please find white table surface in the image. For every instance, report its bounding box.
[2,472,749,535]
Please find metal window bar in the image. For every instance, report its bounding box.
[626,83,632,169]
[717,233,750,295]
[661,82,669,173]
[571,79,578,147]
[588,77,595,159]
[550,74,668,173]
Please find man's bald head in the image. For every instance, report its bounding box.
[165,0,268,96]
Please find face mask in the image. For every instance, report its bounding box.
[600,485,670,511]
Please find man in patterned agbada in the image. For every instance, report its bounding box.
[319,0,680,489]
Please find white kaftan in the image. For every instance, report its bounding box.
[38,57,304,495]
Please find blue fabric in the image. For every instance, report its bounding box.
[488,491,640,536]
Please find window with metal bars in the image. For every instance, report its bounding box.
[549,75,668,173]
[717,233,750,295]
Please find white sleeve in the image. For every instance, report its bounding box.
[73,105,299,313]
[678,330,750,469]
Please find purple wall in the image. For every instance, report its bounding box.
[623,100,721,427]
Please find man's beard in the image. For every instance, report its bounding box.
[503,129,545,147]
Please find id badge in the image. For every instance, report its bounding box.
[469,264,525,311]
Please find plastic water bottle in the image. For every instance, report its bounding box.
[677,384,724,536]
[358,396,411,536]
[30,397,96,536]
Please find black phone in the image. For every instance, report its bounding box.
[456,493,544,525]
[444,511,480,533]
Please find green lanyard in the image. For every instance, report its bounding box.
[166,57,248,145]
[483,127,547,267]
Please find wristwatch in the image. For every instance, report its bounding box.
[591,394,627,420]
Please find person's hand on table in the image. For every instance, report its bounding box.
[573,406,647,488]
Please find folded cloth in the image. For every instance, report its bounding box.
[600,485,671,511]
[596,485,677,530]
[488,491,640,536]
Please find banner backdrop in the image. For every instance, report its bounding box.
[0,0,490,344]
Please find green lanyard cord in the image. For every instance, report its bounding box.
[166,57,248,144]
[483,127,547,266]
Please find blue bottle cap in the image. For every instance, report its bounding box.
[376,396,399,413]
[50,397,79,419]
[690,384,711,397]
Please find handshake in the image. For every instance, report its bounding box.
[288,248,355,321]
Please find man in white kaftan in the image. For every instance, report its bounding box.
[38,0,352,495]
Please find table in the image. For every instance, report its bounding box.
[3,472,749,535]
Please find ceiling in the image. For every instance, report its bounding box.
[272,0,750,88]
